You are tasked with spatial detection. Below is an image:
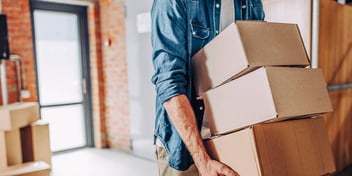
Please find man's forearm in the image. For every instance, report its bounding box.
[163,94,210,170]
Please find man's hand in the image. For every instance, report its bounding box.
[197,158,240,176]
[164,94,239,176]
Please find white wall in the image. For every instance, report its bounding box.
[262,0,312,57]
[125,0,155,160]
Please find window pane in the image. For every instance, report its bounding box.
[34,10,83,105]
[41,104,86,151]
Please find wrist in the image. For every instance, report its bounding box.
[193,151,211,172]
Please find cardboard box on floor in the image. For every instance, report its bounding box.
[204,117,336,176]
[0,102,40,131]
[0,161,50,176]
[203,67,332,135]
[192,21,310,96]
[0,129,23,169]
[20,121,52,165]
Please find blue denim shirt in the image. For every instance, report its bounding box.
[151,0,265,171]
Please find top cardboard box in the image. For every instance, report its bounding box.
[192,21,310,96]
[0,102,40,131]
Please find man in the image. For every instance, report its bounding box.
[151,0,265,175]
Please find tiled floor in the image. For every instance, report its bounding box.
[51,148,158,176]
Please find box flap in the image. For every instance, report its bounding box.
[253,117,336,176]
[236,21,310,66]
[5,130,22,166]
[0,132,6,168]
[0,130,22,169]
[21,120,52,165]
[32,122,52,165]
[31,120,49,126]
[204,128,261,176]
[265,67,333,118]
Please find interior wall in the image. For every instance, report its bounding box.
[125,0,154,160]
[87,1,107,149]
[318,0,352,172]
[0,0,38,104]
[0,0,133,151]
[262,0,312,57]
[98,0,131,151]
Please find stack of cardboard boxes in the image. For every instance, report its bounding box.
[192,21,336,176]
[0,102,51,176]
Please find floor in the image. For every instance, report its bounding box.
[51,148,158,176]
[131,138,155,161]
[52,148,352,176]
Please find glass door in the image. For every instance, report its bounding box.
[31,1,93,152]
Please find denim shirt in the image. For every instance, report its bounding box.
[151,0,265,171]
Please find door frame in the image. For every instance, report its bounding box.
[30,0,94,152]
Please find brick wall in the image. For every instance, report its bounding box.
[1,0,37,104]
[87,1,108,149]
[0,0,131,151]
[99,0,130,150]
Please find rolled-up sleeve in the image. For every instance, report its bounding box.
[151,0,188,104]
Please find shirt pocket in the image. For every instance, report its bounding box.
[191,23,210,55]
[248,0,265,20]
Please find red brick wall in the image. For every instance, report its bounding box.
[87,2,108,149]
[2,61,19,103]
[99,0,131,150]
[1,0,131,151]
[1,0,37,104]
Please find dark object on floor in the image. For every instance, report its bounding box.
[335,165,352,176]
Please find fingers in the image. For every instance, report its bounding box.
[219,167,239,176]
[201,159,240,176]
[218,164,240,176]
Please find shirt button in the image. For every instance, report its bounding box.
[242,5,247,9]
[199,106,204,110]
[215,30,219,34]
[215,3,220,8]
[192,31,196,35]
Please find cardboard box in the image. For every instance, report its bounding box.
[20,121,52,165]
[204,117,336,176]
[203,67,332,135]
[192,21,310,96]
[0,102,40,130]
[0,129,23,169]
[0,161,50,176]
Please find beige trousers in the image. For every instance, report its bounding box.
[155,146,200,176]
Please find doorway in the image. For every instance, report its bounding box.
[30,1,93,152]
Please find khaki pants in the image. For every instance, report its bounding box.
[155,146,199,176]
